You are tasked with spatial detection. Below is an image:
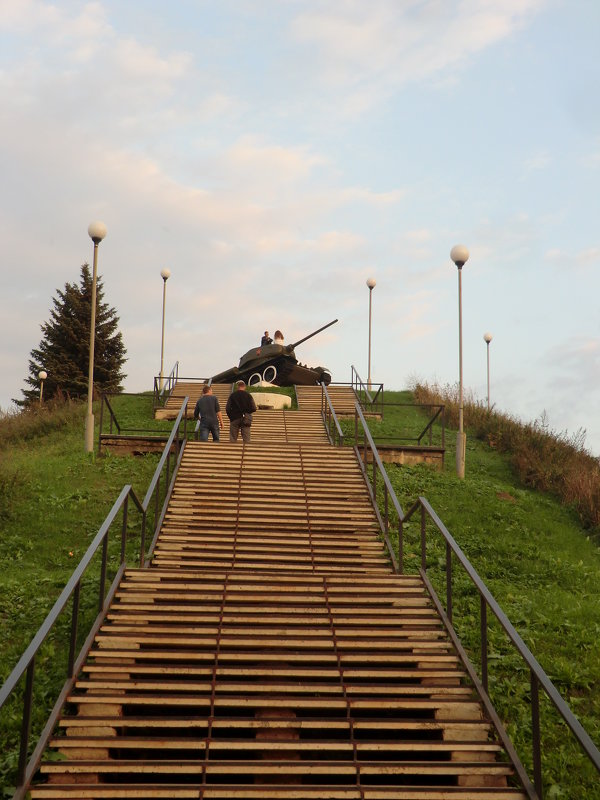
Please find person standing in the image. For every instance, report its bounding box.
[194,384,224,442]
[261,331,272,346]
[226,380,257,443]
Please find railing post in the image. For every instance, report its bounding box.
[68,582,80,678]
[384,485,389,535]
[121,494,128,563]
[420,503,427,572]
[372,457,377,498]
[99,396,105,452]
[99,532,108,613]
[140,512,147,568]
[17,658,35,788]
[446,540,452,624]
[441,407,445,451]
[531,670,543,799]
[480,594,488,693]
[398,518,403,574]
[155,473,161,537]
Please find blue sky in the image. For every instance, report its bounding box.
[1,0,599,454]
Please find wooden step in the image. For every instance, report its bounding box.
[30,438,527,799]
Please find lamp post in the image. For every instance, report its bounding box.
[450,244,469,479]
[366,277,376,391]
[38,370,47,405]
[159,268,171,391]
[85,221,107,453]
[483,332,493,411]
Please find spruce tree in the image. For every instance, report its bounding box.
[18,264,127,405]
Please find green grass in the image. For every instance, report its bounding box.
[0,400,163,792]
[367,400,600,798]
[1,390,600,797]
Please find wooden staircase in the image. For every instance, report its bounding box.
[296,385,359,416]
[159,382,233,420]
[30,412,527,797]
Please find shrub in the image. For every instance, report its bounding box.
[411,380,600,535]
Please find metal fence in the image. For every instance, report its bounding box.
[0,400,190,799]
[352,400,600,799]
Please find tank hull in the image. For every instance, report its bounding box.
[211,353,331,387]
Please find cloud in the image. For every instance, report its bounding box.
[290,0,547,111]
[544,247,600,269]
[523,150,552,171]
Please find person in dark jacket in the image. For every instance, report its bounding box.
[261,331,273,346]
[226,380,257,443]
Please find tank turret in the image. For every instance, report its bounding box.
[211,319,337,386]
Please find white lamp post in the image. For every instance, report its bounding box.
[483,332,493,411]
[450,244,469,479]
[159,268,171,391]
[85,221,107,453]
[366,277,376,391]
[38,370,47,405]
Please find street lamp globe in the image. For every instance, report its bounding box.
[366,277,376,290]
[450,244,469,268]
[484,332,493,344]
[161,268,171,281]
[38,370,47,381]
[88,221,107,244]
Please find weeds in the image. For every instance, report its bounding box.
[412,380,600,535]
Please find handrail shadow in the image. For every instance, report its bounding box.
[0,398,190,799]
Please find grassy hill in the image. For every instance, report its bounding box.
[1,391,599,797]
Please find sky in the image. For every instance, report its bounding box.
[1,0,599,454]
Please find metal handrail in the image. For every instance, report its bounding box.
[353,401,446,453]
[353,401,401,574]
[153,360,180,408]
[0,399,190,798]
[160,361,179,399]
[98,392,176,454]
[416,404,445,446]
[350,365,384,416]
[99,394,121,437]
[351,403,600,797]
[350,365,373,404]
[320,383,344,446]
[401,495,600,798]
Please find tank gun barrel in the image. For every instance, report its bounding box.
[288,319,338,351]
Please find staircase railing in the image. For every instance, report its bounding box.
[353,401,446,453]
[352,399,600,799]
[152,360,179,408]
[353,402,400,573]
[0,399,190,799]
[320,382,344,446]
[350,364,383,416]
[98,392,174,453]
